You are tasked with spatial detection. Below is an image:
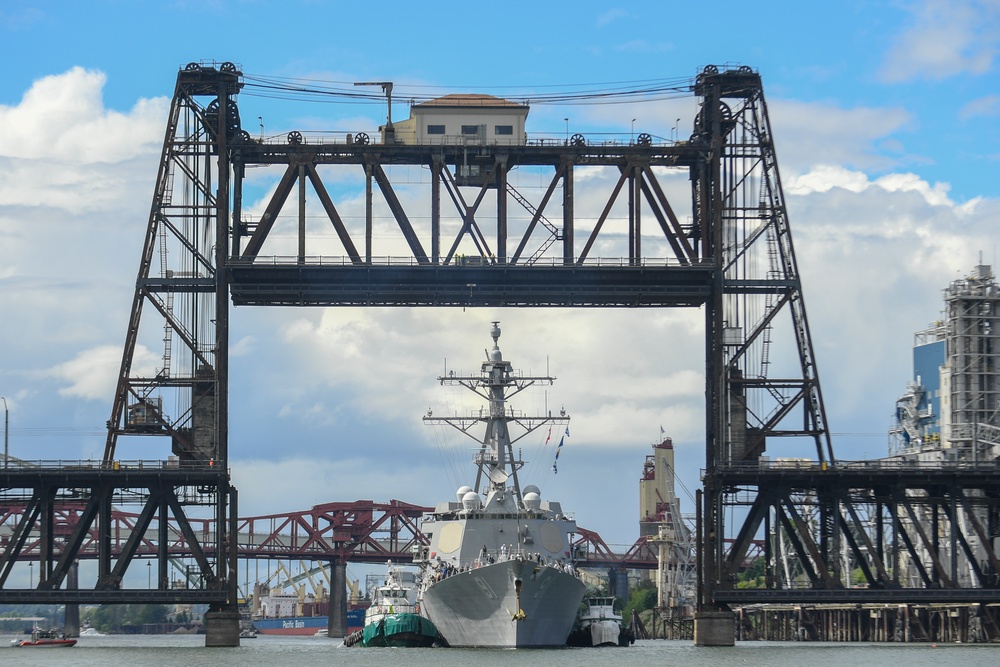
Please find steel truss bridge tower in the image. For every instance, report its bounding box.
[95,61,829,623]
[5,62,1000,645]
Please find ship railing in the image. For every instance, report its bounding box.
[460,548,579,574]
[430,509,576,522]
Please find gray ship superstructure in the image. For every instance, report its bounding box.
[414,322,586,648]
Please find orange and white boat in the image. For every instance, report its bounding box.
[11,628,77,648]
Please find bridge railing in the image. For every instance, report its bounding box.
[707,457,1000,476]
[228,255,715,268]
[0,459,225,472]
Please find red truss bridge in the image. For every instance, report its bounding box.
[0,498,669,569]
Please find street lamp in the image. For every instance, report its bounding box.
[564,118,569,145]
[631,118,636,144]
[28,561,33,588]
[1,396,7,469]
[148,560,152,588]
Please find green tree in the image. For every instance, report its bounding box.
[91,605,126,633]
[735,556,766,589]
[135,604,168,625]
[622,580,657,625]
[89,604,169,632]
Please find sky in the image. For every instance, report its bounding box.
[1,0,999,560]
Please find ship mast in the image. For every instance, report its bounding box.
[424,321,569,507]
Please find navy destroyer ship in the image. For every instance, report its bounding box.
[414,321,586,648]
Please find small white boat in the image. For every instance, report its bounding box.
[567,597,634,647]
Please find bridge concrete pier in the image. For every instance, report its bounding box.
[64,563,80,637]
[328,560,348,638]
[694,610,735,646]
[204,606,241,647]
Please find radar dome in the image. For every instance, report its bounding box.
[522,484,541,496]
[462,491,483,510]
[523,492,541,511]
[456,485,473,502]
[489,321,503,361]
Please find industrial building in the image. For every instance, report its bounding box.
[883,262,1000,592]
[381,94,529,146]
[639,437,679,538]
[890,262,1000,461]
[737,264,1000,640]
[638,436,695,615]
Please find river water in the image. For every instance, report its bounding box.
[4,634,998,667]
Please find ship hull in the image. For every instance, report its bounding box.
[420,558,586,648]
[252,616,327,635]
[360,613,439,647]
[567,619,632,647]
[253,609,364,636]
[13,639,77,648]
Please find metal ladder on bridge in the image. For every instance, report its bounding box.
[507,184,561,265]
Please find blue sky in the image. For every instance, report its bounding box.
[1,0,999,557]
[3,1,997,199]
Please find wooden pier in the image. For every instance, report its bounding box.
[734,603,999,643]
[634,604,1000,643]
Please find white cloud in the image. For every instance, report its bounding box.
[960,94,1000,120]
[0,67,166,415]
[786,171,1000,460]
[0,67,166,163]
[231,335,257,357]
[47,344,159,400]
[785,165,872,195]
[0,155,156,213]
[787,164,956,208]
[232,457,449,515]
[768,100,913,173]
[874,172,955,206]
[596,9,629,27]
[879,0,1000,82]
[263,306,706,455]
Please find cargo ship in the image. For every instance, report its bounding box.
[252,609,365,636]
[414,321,586,647]
[251,587,365,636]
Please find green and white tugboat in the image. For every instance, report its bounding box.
[347,561,439,647]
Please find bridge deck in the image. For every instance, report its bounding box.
[226,262,715,308]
